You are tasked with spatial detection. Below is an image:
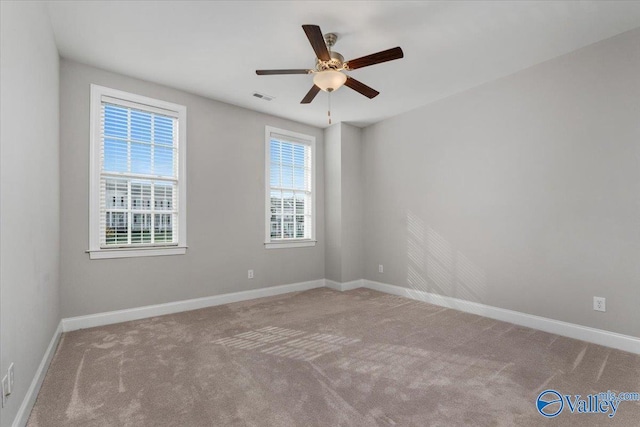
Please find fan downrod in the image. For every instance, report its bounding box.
[324,33,338,49]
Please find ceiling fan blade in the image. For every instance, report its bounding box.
[256,69,311,75]
[344,77,379,99]
[345,47,404,70]
[301,85,321,104]
[302,25,330,62]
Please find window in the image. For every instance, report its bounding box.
[265,126,316,249]
[89,85,187,259]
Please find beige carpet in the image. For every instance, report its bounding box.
[28,288,640,426]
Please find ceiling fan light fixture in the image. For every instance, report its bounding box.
[256,25,403,105]
[313,70,347,92]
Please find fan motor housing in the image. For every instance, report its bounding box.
[316,51,344,72]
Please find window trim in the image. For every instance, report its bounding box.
[264,126,316,249]
[88,84,187,259]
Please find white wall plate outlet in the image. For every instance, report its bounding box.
[378,264,384,273]
[593,296,606,312]
[248,269,254,279]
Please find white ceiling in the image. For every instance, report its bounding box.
[46,1,640,129]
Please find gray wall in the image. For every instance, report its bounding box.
[60,60,325,318]
[0,2,60,425]
[339,124,364,283]
[324,124,342,282]
[324,123,363,283]
[362,28,640,337]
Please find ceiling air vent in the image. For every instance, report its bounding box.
[253,92,274,101]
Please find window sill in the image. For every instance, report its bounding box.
[88,246,187,259]
[264,240,316,249]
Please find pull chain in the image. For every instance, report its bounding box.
[327,36,332,125]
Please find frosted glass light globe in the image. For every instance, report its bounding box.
[313,70,347,92]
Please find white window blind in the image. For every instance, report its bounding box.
[89,85,187,258]
[265,127,315,248]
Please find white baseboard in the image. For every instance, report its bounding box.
[17,278,636,427]
[324,279,363,292]
[12,321,63,427]
[362,279,640,355]
[62,279,325,332]
[13,276,640,427]
[324,279,340,290]
[342,279,364,291]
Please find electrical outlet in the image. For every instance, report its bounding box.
[378,264,384,273]
[2,374,8,407]
[248,269,254,279]
[593,296,606,312]
[8,363,14,394]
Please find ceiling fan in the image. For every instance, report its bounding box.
[256,25,404,104]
